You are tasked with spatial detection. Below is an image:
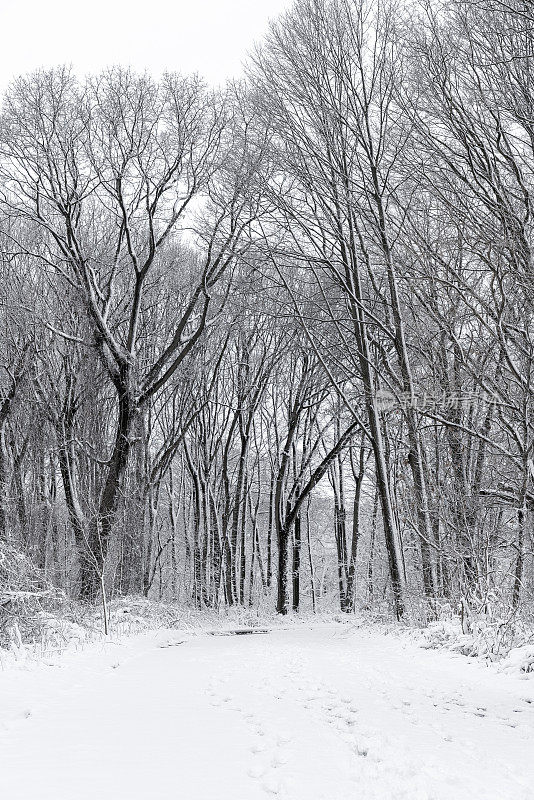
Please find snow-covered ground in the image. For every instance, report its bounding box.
[1,622,533,799]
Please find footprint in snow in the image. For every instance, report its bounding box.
[276,732,292,746]
[352,742,369,757]
[271,752,288,768]
[248,763,267,779]
[262,776,281,796]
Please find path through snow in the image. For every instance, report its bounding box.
[1,623,533,799]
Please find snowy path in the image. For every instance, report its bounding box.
[1,623,533,800]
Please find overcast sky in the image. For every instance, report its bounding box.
[0,0,292,95]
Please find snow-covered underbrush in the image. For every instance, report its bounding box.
[417,603,534,676]
[0,585,356,666]
[2,558,533,679]
[0,541,75,655]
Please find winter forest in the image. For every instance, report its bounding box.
[3,0,534,797]
[2,0,533,625]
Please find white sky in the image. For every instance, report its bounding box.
[0,0,292,95]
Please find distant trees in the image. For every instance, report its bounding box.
[250,0,429,617]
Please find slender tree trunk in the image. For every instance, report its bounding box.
[267,472,275,588]
[305,499,316,613]
[345,445,365,613]
[230,427,249,605]
[292,509,301,612]
[343,251,406,617]
[0,424,9,541]
[239,468,248,605]
[367,488,379,604]
[512,503,526,609]
[55,418,89,598]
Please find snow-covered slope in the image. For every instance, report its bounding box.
[1,623,533,799]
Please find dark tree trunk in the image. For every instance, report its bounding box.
[277,522,291,615]
[345,445,365,613]
[82,379,138,601]
[0,425,9,542]
[512,505,525,609]
[267,472,275,588]
[292,511,301,612]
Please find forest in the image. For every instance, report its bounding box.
[0,0,533,636]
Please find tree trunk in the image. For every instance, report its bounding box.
[305,499,316,613]
[0,423,9,541]
[267,472,275,588]
[345,445,365,613]
[512,504,526,609]
[292,510,301,612]
[277,521,291,615]
[82,380,138,601]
